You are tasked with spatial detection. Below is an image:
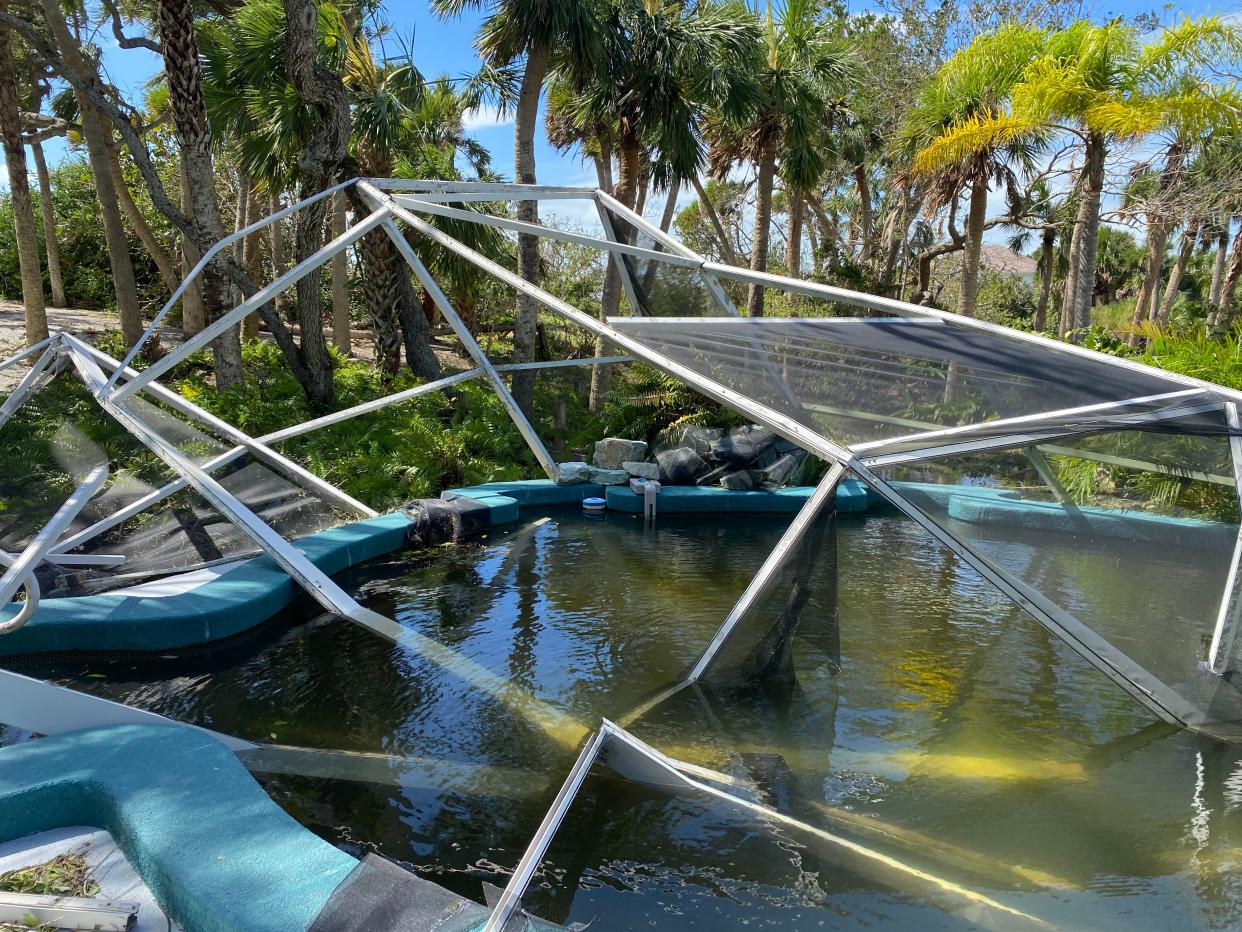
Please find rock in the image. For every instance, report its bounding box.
[657,447,713,484]
[588,467,630,486]
[556,462,591,485]
[720,469,760,490]
[593,437,648,469]
[759,450,805,487]
[623,461,660,480]
[680,426,721,458]
[710,425,778,466]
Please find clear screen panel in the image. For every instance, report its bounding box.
[873,413,1242,735]
[608,317,1190,448]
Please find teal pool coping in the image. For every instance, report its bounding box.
[2,478,1229,658]
[0,724,357,932]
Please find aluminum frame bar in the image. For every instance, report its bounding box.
[106,178,361,388]
[360,181,851,463]
[362,178,590,197]
[375,215,559,478]
[0,462,107,635]
[75,339,375,519]
[849,458,1205,728]
[391,194,700,268]
[860,401,1226,468]
[595,189,740,316]
[593,198,647,317]
[1207,401,1242,673]
[851,389,1204,455]
[0,344,58,429]
[0,334,55,374]
[51,367,485,555]
[111,206,390,402]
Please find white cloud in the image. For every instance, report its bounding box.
[462,104,513,131]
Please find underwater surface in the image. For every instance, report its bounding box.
[13,508,1242,930]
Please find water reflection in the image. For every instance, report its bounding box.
[11,509,1242,928]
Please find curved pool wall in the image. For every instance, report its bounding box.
[0,478,1229,658]
[0,723,358,932]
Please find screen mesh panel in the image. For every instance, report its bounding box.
[875,413,1242,733]
[608,317,1191,448]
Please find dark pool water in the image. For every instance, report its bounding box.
[12,508,1242,930]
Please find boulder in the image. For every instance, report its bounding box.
[657,447,713,484]
[710,425,778,466]
[623,461,660,480]
[720,469,761,490]
[588,467,630,486]
[593,437,648,469]
[556,462,591,486]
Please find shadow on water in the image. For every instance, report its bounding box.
[12,508,1242,929]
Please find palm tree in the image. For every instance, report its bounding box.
[1005,180,1064,332]
[707,0,852,315]
[0,19,46,344]
[433,0,603,413]
[36,0,143,352]
[1009,17,1241,335]
[903,24,1045,320]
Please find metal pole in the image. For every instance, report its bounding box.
[110,207,390,402]
[0,462,108,635]
[106,178,361,389]
[0,334,56,374]
[358,181,850,464]
[593,199,648,317]
[0,344,58,429]
[51,368,486,555]
[1207,401,1242,673]
[74,340,376,519]
[375,215,559,478]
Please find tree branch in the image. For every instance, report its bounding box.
[100,0,161,53]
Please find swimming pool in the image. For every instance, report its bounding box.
[11,506,1242,930]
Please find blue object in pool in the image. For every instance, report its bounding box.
[582,496,607,515]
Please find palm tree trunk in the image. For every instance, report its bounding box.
[330,190,350,353]
[241,177,263,341]
[510,41,549,415]
[1220,224,1242,328]
[178,163,206,335]
[29,140,65,308]
[393,253,442,382]
[267,191,294,325]
[1129,212,1167,346]
[1155,220,1198,325]
[785,192,803,277]
[746,134,779,317]
[957,178,987,318]
[0,20,46,344]
[854,164,873,265]
[106,135,180,293]
[1067,131,1106,334]
[358,228,402,378]
[41,0,144,350]
[1034,225,1054,332]
[1209,214,1231,312]
[155,0,243,389]
[690,175,738,265]
[640,183,679,294]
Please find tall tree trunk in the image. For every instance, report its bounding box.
[1065,131,1106,335]
[1209,214,1231,311]
[1034,225,1055,332]
[281,0,350,411]
[0,20,46,345]
[357,228,402,377]
[589,144,618,412]
[1220,223,1242,328]
[178,163,206,334]
[879,186,913,290]
[106,135,180,293]
[1129,210,1168,346]
[785,192,803,278]
[267,191,294,324]
[640,182,679,294]
[957,177,987,319]
[330,190,350,353]
[1155,221,1198,325]
[155,0,243,388]
[691,175,738,265]
[41,0,143,349]
[746,133,778,317]
[854,163,873,265]
[29,140,65,308]
[509,41,549,415]
[393,249,441,382]
[241,182,263,341]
